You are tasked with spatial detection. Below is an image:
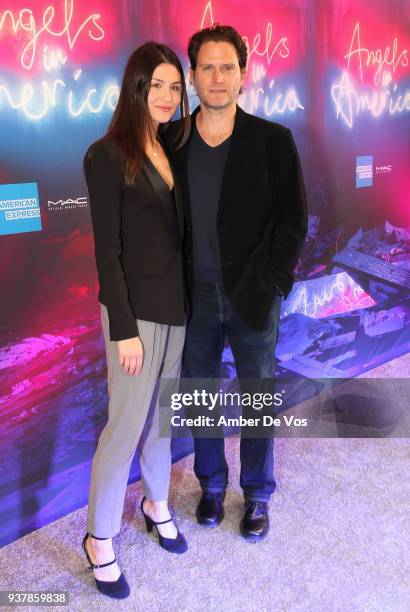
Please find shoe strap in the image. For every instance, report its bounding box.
[83,534,117,570]
[88,557,117,570]
[141,498,173,526]
[152,517,173,526]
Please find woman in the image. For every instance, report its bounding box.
[82,42,190,599]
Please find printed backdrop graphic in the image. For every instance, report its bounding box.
[0,0,409,546]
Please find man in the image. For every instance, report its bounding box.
[170,24,307,541]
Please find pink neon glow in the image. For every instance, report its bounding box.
[185,0,305,117]
[329,8,410,128]
[68,285,94,298]
[0,333,72,372]
[211,0,301,73]
[172,0,302,78]
[0,322,101,416]
[0,0,116,74]
[330,6,409,86]
[344,23,408,87]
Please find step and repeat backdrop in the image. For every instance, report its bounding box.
[0,0,409,545]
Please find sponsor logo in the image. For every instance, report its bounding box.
[375,164,392,174]
[47,196,88,211]
[0,183,42,235]
[356,155,373,188]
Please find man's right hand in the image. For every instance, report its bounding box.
[117,337,144,376]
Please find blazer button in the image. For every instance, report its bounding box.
[224,261,233,267]
[186,258,192,265]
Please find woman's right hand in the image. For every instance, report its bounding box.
[117,337,144,376]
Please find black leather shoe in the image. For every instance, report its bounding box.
[240,501,270,541]
[196,492,226,527]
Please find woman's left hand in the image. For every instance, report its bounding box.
[117,336,144,376]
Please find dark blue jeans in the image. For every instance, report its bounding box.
[182,281,282,502]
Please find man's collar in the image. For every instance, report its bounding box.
[191,104,248,136]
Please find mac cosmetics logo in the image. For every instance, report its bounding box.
[375,165,392,174]
[47,196,88,211]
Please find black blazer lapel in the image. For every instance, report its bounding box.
[172,170,185,239]
[142,154,182,240]
[143,158,170,210]
[218,105,252,216]
[172,129,192,232]
[160,137,185,239]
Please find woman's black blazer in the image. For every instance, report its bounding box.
[84,137,185,341]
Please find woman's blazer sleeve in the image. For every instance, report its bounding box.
[84,142,139,341]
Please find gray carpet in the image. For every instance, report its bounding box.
[1,434,409,612]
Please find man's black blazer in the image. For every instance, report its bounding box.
[84,137,185,341]
[167,105,308,332]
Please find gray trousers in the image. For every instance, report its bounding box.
[87,304,186,538]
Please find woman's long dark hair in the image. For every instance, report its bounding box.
[106,42,190,185]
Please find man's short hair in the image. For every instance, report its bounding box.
[188,24,248,71]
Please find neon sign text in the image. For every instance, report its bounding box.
[331,71,410,128]
[283,273,376,319]
[344,22,408,87]
[332,23,409,127]
[245,22,290,66]
[0,0,104,71]
[242,79,304,116]
[0,72,119,120]
[200,2,290,66]
[42,47,68,71]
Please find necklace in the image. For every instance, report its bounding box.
[148,137,159,157]
[147,149,174,190]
